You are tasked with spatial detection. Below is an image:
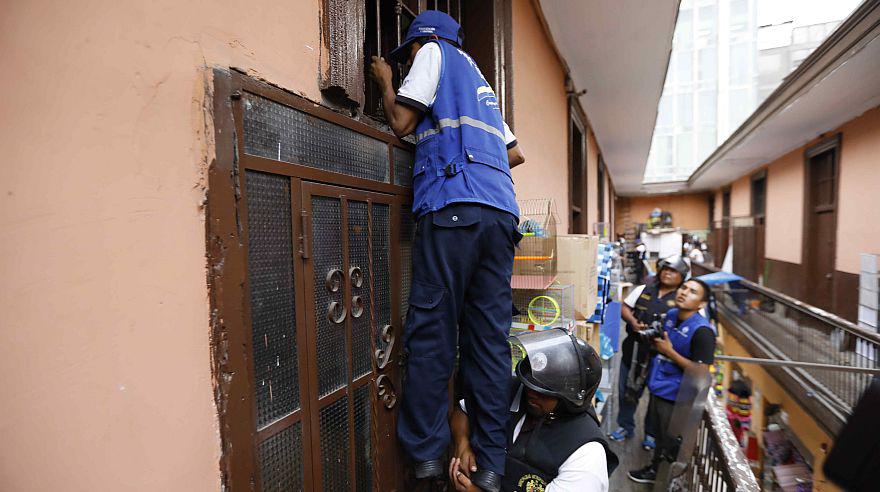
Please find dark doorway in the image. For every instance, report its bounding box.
[751,170,767,282]
[803,136,840,311]
[598,157,606,225]
[569,105,587,233]
[707,193,715,230]
[717,188,731,264]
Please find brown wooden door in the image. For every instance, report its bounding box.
[805,147,838,311]
[300,182,400,491]
[733,222,758,281]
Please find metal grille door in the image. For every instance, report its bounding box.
[212,72,412,491]
[302,183,398,491]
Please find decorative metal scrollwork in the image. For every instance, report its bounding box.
[327,300,346,324]
[375,324,395,370]
[375,374,397,409]
[351,295,364,318]
[325,268,343,293]
[349,266,363,288]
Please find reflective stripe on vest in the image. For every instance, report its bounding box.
[409,40,518,218]
[416,116,506,143]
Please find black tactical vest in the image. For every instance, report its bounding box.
[500,389,618,492]
[621,281,678,363]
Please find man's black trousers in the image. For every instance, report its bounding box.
[647,394,676,467]
[397,204,520,476]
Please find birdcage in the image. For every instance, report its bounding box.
[512,198,557,290]
[510,283,574,333]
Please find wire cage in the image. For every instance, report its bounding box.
[510,283,574,333]
[512,198,558,290]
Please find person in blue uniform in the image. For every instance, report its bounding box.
[609,255,689,450]
[369,10,525,492]
[628,278,716,485]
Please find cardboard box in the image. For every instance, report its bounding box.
[556,234,599,320]
[860,287,880,311]
[858,304,878,328]
[860,272,879,292]
[573,320,600,351]
[860,253,879,274]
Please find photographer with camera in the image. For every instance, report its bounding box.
[609,256,689,450]
[628,278,716,484]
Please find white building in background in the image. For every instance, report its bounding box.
[757,20,842,101]
[643,0,860,184]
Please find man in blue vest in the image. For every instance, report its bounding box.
[370,10,525,492]
[628,278,716,485]
[609,255,689,450]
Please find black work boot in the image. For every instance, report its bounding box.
[413,459,443,479]
[470,469,502,492]
[628,464,658,484]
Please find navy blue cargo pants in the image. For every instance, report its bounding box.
[398,203,521,476]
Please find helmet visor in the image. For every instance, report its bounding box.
[510,328,585,405]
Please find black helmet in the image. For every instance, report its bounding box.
[511,328,602,416]
[657,254,689,278]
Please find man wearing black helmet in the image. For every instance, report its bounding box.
[609,255,689,450]
[448,329,619,492]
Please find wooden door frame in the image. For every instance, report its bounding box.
[208,68,412,491]
[801,133,842,308]
[568,99,588,233]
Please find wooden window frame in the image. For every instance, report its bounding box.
[322,0,514,127]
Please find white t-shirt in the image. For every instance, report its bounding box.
[459,386,609,492]
[623,285,646,308]
[396,43,517,148]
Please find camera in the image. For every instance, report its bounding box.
[636,313,665,342]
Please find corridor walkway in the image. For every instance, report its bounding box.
[606,360,655,491]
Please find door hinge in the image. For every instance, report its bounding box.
[299,210,311,259]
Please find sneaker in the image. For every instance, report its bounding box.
[608,427,631,441]
[641,434,656,451]
[628,465,657,484]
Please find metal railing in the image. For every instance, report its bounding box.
[674,398,760,492]
[693,262,880,431]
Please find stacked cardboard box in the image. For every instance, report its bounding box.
[556,234,600,321]
[857,254,879,364]
[859,253,880,331]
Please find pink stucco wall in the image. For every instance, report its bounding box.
[730,175,751,217]
[835,107,880,273]
[721,106,880,271]
[0,0,322,489]
[509,0,571,232]
[764,149,804,264]
[627,193,711,231]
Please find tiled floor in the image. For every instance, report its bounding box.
[605,386,656,491]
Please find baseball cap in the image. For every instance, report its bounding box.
[388,10,462,63]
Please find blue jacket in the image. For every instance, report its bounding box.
[647,309,715,401]
[410,40,519,219]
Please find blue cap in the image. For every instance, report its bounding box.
[389,10,462,63]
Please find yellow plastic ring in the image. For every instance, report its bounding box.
[527,295,560,326]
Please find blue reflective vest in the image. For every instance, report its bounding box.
[410,40,519,219]
[647,309,715,401]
